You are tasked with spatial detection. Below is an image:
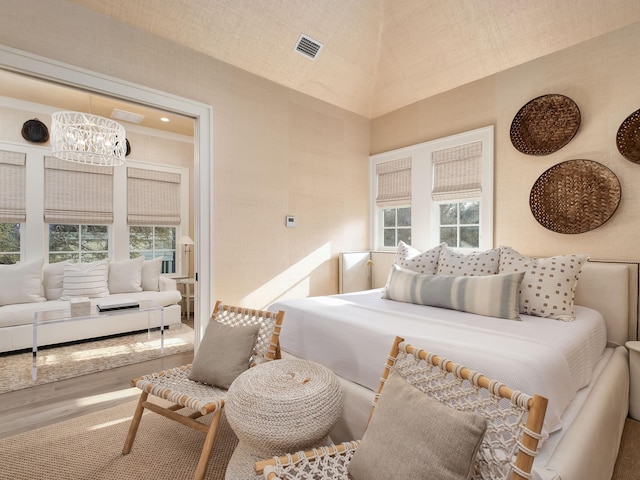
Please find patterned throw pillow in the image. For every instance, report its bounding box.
[437,246,500,276]
[498,246,589,321]
[394,241,445,275]
[61,259,109,299]
[383,264,524,320]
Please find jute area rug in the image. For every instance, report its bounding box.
[0,324,194,394]
[0,398,238,480]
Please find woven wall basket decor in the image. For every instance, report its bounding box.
[510,94,581,155]
[616,108,640,164]
[529,159,620,234]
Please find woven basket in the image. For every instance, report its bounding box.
[511,94,581,155]
[616,108,640,164]
[529,159,620,234]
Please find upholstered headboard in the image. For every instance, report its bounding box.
[575,261,639,345]
[339,252,639,344]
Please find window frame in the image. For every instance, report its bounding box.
[370,126,493,252]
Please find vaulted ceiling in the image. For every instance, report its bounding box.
[53,1,640,118]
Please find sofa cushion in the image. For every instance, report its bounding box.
[0,259,47,306]
[141,257,163,291]
[61,260,109,299]
[108,257,143,294]
[43,261,71,300]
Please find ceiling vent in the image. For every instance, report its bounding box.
[111,108,145,124]
[294,34,323,60]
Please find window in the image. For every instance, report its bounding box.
[48,224,109,263]
[0,223,20,264]
[438,201,480,248]
[129,226,177,273]
[383,207,411,247]
[370,126,493,251]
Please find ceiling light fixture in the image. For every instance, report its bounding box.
[160,117,170,122]
[50,111,127,166]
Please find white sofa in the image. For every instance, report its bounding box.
[0,257,183,353]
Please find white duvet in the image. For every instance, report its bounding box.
[270,289,607,437]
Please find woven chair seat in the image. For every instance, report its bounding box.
[134,364,226,416]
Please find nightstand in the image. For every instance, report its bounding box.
[175,277,195,318]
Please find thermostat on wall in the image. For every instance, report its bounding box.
[285,215,296,228]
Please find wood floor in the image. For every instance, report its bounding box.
[0,350,194,439]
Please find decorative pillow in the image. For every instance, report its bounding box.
[43,260,70,300]
[437,246,500,276]
[108,256,144,294]
[188,320,261,389]
[347,369,486,480]
[394,241,445,274]
[498,246,589,321]
[61,259,109,299]
[0,259,47,306]
[383,264,524,320]
[141,257,163,291]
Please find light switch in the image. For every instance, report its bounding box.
[285,215,296,228]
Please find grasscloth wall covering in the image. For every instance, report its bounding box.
[0,0,371,308]
[372,22,640,262]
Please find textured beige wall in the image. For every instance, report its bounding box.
[372,22,640,262]
[1,0,371,308]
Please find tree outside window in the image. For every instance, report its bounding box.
[48,224,109,263]
[439,201,479,248]
[383,207,411,247]
[129,226,176,273]
[0,223,20,264]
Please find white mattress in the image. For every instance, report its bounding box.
[271,289,608,438]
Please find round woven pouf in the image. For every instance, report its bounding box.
[224,358,343,479]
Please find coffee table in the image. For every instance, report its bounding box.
[32,300,164,380]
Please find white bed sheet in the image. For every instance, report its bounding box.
[271,289,607,437]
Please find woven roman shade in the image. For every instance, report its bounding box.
[127,167,181,225]
[44,156,114,224]
[375,157,411,207]
[0,150,26,223]
[432,141,482,201]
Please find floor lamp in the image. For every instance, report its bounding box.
[178,235,194,277]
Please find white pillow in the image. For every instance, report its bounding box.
[437,246,500,276]
[108,257,144,294]
[61,259,109,299]
[0,259,47,306]
[498,246,589,321]
[43,260,70,300]
[394,241,445,275]
[141,257,163,291]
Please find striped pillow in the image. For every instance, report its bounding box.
[61,259,109,299]
[383,265,525,320]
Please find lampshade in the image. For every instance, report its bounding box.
[178,235,194,246]
[50,111,127,166]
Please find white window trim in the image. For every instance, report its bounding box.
[370,126,494,251]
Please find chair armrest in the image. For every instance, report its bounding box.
[159,276,177,291]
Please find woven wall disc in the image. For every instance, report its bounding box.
[616,108,640,164]
[529,159,620,234]
[511,94,581,155]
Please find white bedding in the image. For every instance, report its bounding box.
[271,288,608,437]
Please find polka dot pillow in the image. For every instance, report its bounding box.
[498,246,589,321]
[436,246,500,276]
[394,241,444,275]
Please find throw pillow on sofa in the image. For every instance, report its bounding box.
[108,256,144,294]
[61,259,109,299]
[43,260,71,300]
[0,258,47,306]
[141,257,163,291]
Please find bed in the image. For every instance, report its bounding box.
[269,248,639,480]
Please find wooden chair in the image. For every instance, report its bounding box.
[123,300,284,480]
[255,336,548,480]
